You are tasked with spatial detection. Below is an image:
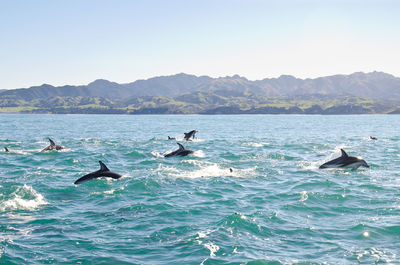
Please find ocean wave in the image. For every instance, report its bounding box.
[0,185,48,211]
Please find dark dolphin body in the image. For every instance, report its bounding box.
[41,138,65,152]
[370,136,378,140]
[4,147,9,152]
[164,143,194,157]
[183,130,198,141]
[319,149,369,169]
[74,161,122,184]
[168,136,176,140]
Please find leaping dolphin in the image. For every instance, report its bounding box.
[4,147,9,152]
[41,138,65,152]
[164,143,194,157]
[184,130,198,141]
[74,161,122,184]
[319,149,369,169]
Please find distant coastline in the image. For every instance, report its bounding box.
[1,72,400,114]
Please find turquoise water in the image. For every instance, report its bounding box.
[1,114,400,264]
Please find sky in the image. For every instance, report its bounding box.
[1,0,400,89]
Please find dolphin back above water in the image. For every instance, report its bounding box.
[183,130,198,141]
[42,138,65,152]
[164,143,194,157]
[74,161,122,184]
[4,147,9,152]
[319,149,369,169]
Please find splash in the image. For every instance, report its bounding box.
[152,150,205,158]
[0,185,48,211]
[297,161,321,170]
[176,138,205,143]
[166,160,256,179]
[151,151,165,158]
[193,150,205,158]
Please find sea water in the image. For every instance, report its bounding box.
[0,114,399,264]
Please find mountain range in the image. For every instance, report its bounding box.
[1,72,400,114]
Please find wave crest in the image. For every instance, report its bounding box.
[0,185,48,211]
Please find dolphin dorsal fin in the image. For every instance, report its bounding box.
[177,143,185,150]
[340,149,348,157]
[49,138,56,146]
[4,147,9,152]
[99,161,110,171]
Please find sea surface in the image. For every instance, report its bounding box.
[1,114,400,264]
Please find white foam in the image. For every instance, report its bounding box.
[300,191,308,202]
[191,138,205,143]
[107,174,128,184]
[4,150,30,155]
[245,142,269,147]
[204,242,219,257]
[297,161,321,170]
[197,232,208,239]
[0,185,48,211]
[155,163,180,174]
[151,151,165,158]
[176,138,205,143]
[195,229,215,239]
[172,163,229,179]
[167,160,256,179]
[58,148,71,152]
[193,150,205,157]
[356,247,396,263]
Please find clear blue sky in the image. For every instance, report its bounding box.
[1,0,399,89]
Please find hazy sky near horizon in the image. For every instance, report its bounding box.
[1,0,399,89]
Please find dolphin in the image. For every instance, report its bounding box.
[168,136,176,140]
[74,161,122,184]
[370,136,378,140]
[164,143,194,157]
[41,138,65,152]
[319,149,369,169]
[184,130,198,141]
[4,147,9,152]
